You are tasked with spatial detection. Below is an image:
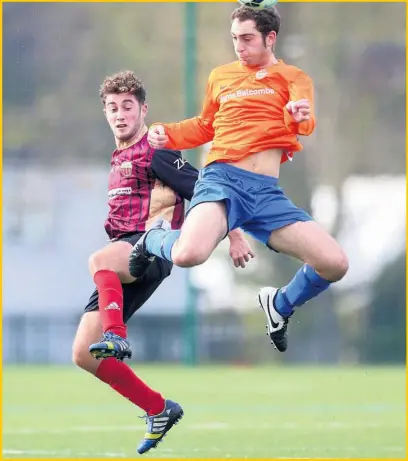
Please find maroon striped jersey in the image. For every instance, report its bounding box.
[105,133,198,240]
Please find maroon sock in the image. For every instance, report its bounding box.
[96,358,165,415]
[94,269,127,338]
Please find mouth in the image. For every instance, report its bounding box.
[116,124,127,129]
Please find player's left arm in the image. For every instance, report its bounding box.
[151,149,255,268]
[283,71,316,136]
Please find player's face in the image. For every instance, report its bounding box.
[231,19,276,67]
[104,93,147,143]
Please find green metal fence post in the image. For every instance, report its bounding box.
[183,2,199,366]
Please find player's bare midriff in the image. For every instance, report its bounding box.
[229,148,283,178]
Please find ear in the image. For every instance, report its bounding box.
[141,103,148,118]
[266,30,277,48]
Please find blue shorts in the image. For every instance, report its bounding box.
[187,163,313,246]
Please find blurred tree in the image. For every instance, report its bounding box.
[359,254,406,364]
[3,4,37,107]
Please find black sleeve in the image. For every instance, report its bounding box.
[151,149,199,201]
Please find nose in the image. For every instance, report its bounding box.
[235,40,245,54]
[116,109,125,121]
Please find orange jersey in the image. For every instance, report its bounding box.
[155,60,315,166]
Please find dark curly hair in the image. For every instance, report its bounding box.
[99,70,146,105]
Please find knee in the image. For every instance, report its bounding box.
[88,250,106,275]
[322,249,349,282]
[72,344,94,373]
[89,250,120,278]
[172,245,209,268]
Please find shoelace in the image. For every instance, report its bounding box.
[103,332,128,348]
[139,414,149,424]
[139,413,163,435]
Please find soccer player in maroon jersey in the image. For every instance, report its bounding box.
[71,70,254,454]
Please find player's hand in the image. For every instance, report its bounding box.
[286,99,311,123]
[148,125,169,149]
[228,230,255,268]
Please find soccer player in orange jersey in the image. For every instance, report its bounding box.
[129,7,349,352]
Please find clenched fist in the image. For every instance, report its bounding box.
[148,125,169,149]
[286,99,311,123]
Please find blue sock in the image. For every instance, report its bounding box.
[274,264,332,318]
[144,229,180,263]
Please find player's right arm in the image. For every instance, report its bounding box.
[148,71,219,150]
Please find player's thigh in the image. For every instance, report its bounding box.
[177,201,229,257]
[72,311,102,375]
[89,240,135,284]
[267,221,348,275]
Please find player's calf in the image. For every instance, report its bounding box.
[72,345,100,375]
[258,262,344,352]
[88,242,150,360]
[72,312,106,374]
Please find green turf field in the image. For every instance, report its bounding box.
[2,365,406,459]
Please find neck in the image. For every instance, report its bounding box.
[260,53,278,68]
[116,124,148,150]
[241,53,279,70]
